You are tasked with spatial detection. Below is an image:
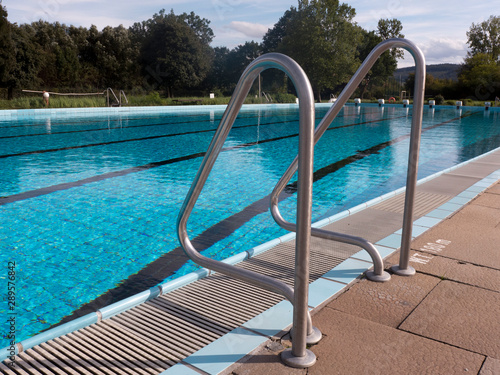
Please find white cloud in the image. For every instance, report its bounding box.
[420,38,467,63]
[227,21,270,39]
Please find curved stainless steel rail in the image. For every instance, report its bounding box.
[177,53,319,368]
[270,38,426,279]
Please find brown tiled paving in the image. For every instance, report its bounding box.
[479,357,500,375]
[227,180,500,375]
[229,309,485,375]
[400,281,500,359]
[488,183,500,195]
[411,205,500,269]
[327,273,440,328]
[386,250,500,293]
[472,191,500,209]
[415,174,478,195]
[309,309,484,375]
[447,161,500,179]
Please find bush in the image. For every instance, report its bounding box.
[435,94,444,105]
[273,93,297,103]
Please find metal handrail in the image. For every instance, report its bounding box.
[177,53,319,368]
[270,38,426,278]
[106,88,119,107]
[106,88,128,107]
[120,90,129,105]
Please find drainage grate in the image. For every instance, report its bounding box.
[372,191,451,217]
[1,237,348,374]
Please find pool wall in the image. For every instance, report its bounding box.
[0,103,497,121]
[2,142,499,361]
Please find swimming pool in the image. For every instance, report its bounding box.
[1,104,499,343]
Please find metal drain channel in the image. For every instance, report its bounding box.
[372,191,451,217]
[0,240,346,375]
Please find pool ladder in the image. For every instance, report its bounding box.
[105,88,128,107]
[177,38,426,368]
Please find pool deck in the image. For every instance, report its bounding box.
[2,148,500,374]
[226,177,500,374]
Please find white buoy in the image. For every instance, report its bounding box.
[403,99,410,108]
[456,101,462,109]
[354,98,361,106]
[429,100,435,108]
[485,102,491,110]
[378,99,384,107]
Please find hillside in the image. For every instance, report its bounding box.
[394,63,461,82]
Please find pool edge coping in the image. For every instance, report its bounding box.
[1,145,499,363]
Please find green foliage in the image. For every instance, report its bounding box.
[377,19,404,59]
[273,93,297,103]
[137,9,213,97]
[466,15,500,63]
[405,73,460,99]
[0,3,411,106]
[434,94,445,105]
[264,0,361,101]
[0,95,106,109]
[459,53,500,100]
[0,5,15,94]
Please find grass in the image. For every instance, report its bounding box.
[0,93,276,110]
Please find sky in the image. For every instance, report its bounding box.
[2,0,495,68]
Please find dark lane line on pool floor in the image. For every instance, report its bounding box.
[0,109,323,138]
[0,112,303,139]
[0,108,371,130]
[0,121,289,158]
[0,111,382,155]
[0,116,405,205]
[284,110,482,192]
[50,189,294,330]
[41,111,483,331]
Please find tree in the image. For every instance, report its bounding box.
[0,5,15,98]
[356,19,404,99]
[91,25,140,88]
[466,15,500,63]
[264,0,361,101]
[225,41,262,87]
[137,9,213,97]
[261,8,297,53]
[10,24,43,93]
[28,21,82,88]
[376,18,404,59]
[459,53,500,100]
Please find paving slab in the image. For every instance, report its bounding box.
[487,183,500,195]
[411,204,500,269]
[472,191,500,209]
[323,208,404,244]
[308,309,484,375]
[386,250,500,292]
[400,281,500,358]
[448,162,500,179]
[228,341,306,375]
[416,174,478,195]
[327,273,440,328]
[479,357,500,375]
[475,152,500,165]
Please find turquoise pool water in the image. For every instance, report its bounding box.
[1,104,499,344]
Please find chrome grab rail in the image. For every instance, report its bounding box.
[119,90,129,105]
[177,53,320,368]
[270,38,426,278]
[106,88,128,107]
